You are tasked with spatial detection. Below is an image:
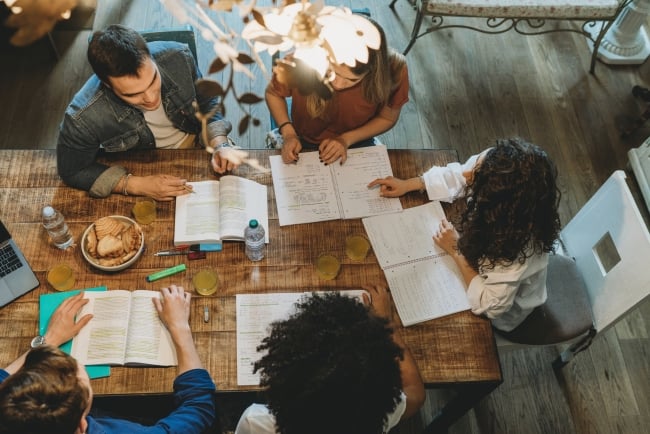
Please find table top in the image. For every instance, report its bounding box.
[0,149,501,394]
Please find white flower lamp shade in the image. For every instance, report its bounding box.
[241,1,380,81]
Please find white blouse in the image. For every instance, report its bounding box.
[422,150,549,331]
[234,392,407,434]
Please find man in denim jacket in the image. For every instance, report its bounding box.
[57,25,235,200]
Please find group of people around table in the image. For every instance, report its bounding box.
[0,16,562,434]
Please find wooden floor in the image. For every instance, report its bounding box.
[1,0,650,433]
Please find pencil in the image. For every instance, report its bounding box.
[183,185,196,194]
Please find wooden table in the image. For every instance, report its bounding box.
[0,149,501,431]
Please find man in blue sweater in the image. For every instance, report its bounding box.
[0,285,216,434]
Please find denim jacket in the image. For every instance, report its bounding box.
[56,41,231,198]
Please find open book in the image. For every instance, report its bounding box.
[236,290,366,385]
[40,287,110,379]
[70,290,177,367]
[174,176,268,246]
[362,202,470,326]
[270,145,402,226]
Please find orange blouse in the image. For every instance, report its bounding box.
[269,64,409,145]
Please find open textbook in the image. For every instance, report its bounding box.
[362,202,470,326]
[236,290,366,385]
[70,290,178,367]
[174,176,268,246]
[270,145,402,226]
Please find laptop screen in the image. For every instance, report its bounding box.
[0,220,11,244]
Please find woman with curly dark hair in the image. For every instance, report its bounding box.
[234,286,425,434]
[368,138,561,331]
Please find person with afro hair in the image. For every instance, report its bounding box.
[235,285,425,434]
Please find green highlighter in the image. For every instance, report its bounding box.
[146,264,187,282]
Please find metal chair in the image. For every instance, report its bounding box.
[496,170,650,369]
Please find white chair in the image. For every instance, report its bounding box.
[495,170,650,369]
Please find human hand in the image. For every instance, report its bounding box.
[128,175,194,201]
[318,137,347,165]
[433,219,459,255]
[362,284,398,326]
[153,284,192,336]
[281,135,302,163]
[44,292,93,347]
[367,176,415,198]
[211,147,240,174]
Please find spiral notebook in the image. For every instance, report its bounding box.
[362,202,470,326]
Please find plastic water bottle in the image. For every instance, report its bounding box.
[42,206,73,249]
[244,219,265,261]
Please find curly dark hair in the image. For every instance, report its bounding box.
[456,138,561,271]
[254,293,404,434]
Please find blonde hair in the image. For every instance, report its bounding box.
[306,19,406,120]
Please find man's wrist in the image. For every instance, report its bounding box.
[212,136,235,151]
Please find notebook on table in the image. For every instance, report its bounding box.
[0,219,39,307]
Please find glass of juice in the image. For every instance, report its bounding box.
[315,253,341,280]
[345,235,371,261]
[192,269,219,296]
[47,263,76,291]
[132,197,157,225]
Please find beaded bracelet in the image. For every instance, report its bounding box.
[122,173,133,196]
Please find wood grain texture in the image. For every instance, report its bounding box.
[0,149,500,397]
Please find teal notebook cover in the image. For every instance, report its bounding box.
[39,287,111,379]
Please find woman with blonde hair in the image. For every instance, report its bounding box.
[266,17,409,165]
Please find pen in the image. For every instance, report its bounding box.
[183,184,197,194]
[154,249,189,256]
[146,264,187,282]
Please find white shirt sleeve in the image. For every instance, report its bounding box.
[466,253,549,331]
[422,153,480,202]
[235,404,277,434]
[383,391,407,432]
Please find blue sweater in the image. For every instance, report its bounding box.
[0,368,216,434]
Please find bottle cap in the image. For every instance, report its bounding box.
[249,219,258,228]
[42,206,55,217]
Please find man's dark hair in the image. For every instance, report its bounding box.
[254,293,404,434]
[457,137,561,271]
[88,24,151,83]
[0,346,89,434]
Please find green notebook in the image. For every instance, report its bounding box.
[39,287,110,379]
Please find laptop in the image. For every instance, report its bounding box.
[0,219,40,307]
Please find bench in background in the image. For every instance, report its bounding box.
[389,0,630,73]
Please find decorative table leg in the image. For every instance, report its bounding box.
[591,0,650,65]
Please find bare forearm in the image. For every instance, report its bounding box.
[266,88,291,127]
[339,117,396,147]
[170,327,203,375]
[451,253,479,286]
[392,329,425,418]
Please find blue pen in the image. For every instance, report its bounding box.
[146,264,186,282]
